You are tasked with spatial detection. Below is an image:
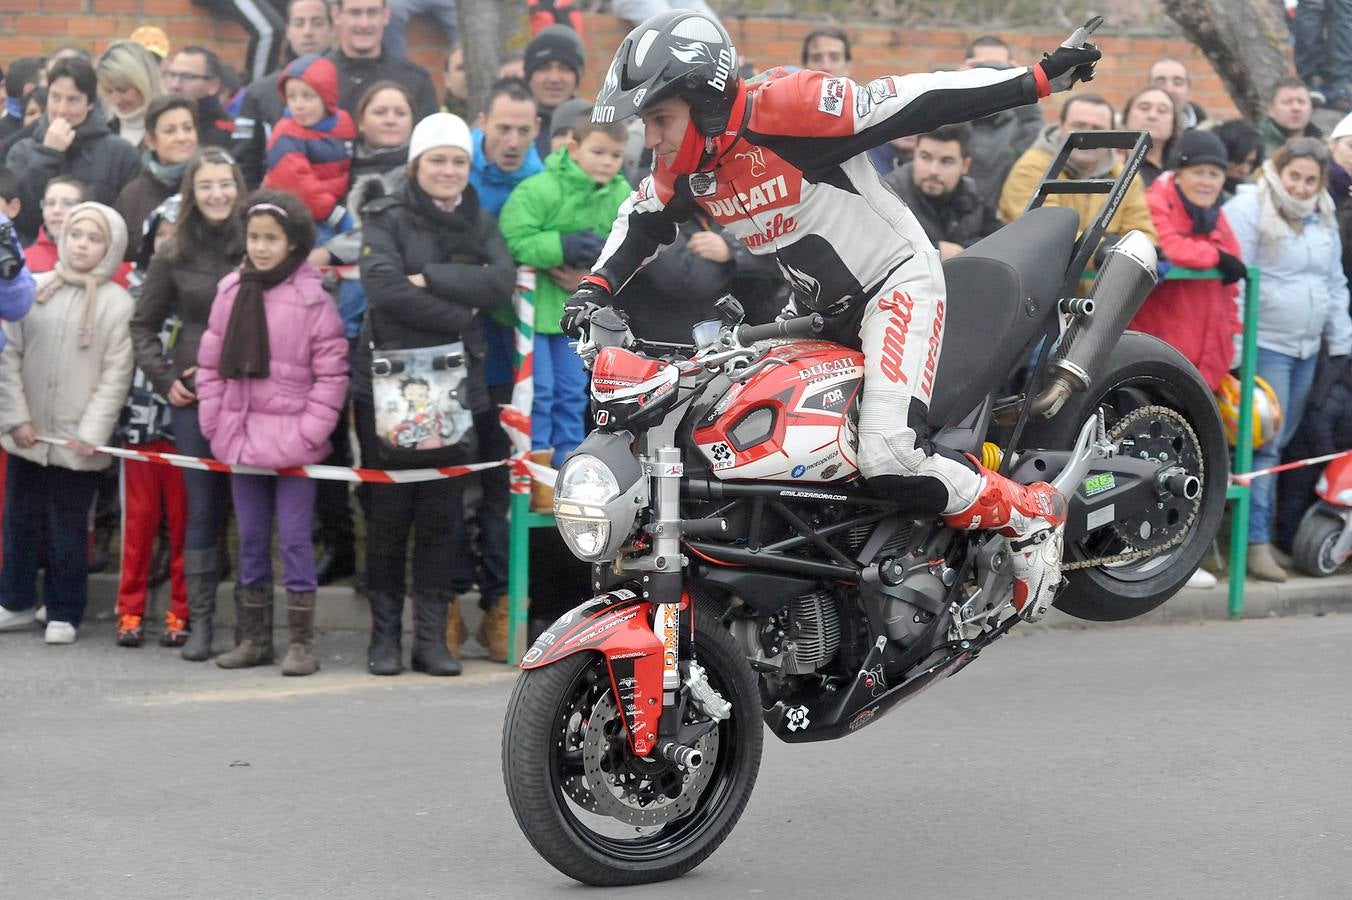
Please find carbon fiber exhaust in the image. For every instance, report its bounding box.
[1031,230,1159,418]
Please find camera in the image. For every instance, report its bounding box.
[0,221,23,281]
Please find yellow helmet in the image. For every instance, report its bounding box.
[1216,373,1282,449]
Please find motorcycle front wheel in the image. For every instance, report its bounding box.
[501,607,763,886]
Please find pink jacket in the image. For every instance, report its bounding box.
[196,263,349,469]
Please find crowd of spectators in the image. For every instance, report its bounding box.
[0,0,1348,671]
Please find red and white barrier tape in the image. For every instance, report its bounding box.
[1230,448,1352,486]
[35,436,558,486]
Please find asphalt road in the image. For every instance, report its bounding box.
[3,614,1350,899]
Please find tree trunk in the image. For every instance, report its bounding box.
[1161,0,1291,122]
[459,0,505,121]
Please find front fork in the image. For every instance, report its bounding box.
[636,446,694,750]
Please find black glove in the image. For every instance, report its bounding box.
[560,230,606,269]
[561,280,611,336]
[1037,43,1101,92]
[1216,251,1247,285]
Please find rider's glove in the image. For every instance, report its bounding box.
[1036,44,1101,94]
[561,278,612,336]
[1215,251,1247,286]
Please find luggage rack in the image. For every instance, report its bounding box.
[1023,129,1153,301]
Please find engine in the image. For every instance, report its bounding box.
[731,587,843,675]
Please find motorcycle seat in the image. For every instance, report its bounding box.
[929,206,1082,428]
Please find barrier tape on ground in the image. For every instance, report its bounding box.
[33,403,559,487]
[1230,448,1352,486]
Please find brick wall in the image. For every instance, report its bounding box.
[11,2,1242,122]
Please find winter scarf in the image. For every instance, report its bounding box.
[1257,157,1337,247]
[117,105,148,148]
[1173,180,1221,235]
[217,254,305,379]
[34,205,121,348]
[1032,123,1115,179]
[143,149,188,189]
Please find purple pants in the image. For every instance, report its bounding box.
[230,473,318,592]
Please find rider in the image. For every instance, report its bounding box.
[561,12,1101,622]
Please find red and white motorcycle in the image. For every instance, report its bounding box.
[501,131,1228,886]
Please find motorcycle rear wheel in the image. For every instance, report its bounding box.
[1020,332,1228,621]
[501,607,763,886]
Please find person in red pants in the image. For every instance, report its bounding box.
[116,197,190,647]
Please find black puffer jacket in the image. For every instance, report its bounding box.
[884,163,1001,251]
[355,179,515,412]
[5,114,142,243]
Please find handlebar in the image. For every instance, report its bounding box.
[737,314,824,344]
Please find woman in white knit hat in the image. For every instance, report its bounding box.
[0,202,135,643]
[354,113,516,677]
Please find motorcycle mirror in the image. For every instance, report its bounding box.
[714,294,746,325]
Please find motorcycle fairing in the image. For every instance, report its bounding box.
[520,587,688,758]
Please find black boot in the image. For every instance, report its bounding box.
[410,592,462,676]
[180,548,219,662]
[367,592,404,676]
[315,546,356,586]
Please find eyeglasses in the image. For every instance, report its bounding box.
[164,71,211,83]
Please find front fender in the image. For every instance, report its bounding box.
[520,586,682,758]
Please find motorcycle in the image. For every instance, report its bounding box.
[500,130,1228,886]
[1292,452,1352,576]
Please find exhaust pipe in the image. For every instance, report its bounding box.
[1032,230,1159,418]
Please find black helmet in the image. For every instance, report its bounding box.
[593,11,740,137]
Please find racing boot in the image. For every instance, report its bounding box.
[943,462,1068,622]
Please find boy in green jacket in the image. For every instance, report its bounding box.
[498,119,631,507]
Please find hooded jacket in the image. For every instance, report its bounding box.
[264,56,357,222]
[967,102,1043,206]
[26,225,135,288]
[998,123,1158,241]
[1128,172,1242,391]
[5,114,142,244]
[1223,185,1352,360]
[497,145,631,333]
[0,202,135,471]
[469,127,545,217]
[196,262,349,468]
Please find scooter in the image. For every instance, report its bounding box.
[1292,453,1352,576]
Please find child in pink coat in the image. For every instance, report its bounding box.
[196,189,348,676]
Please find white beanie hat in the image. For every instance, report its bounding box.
[1332,112,1352,143]
[408,112,474,165]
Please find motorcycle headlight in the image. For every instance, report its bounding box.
[553,449,646,562]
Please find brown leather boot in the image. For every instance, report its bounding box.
[477,594,511,663]
[443,595,467,660]
[1247,543,1289,582]
[530,449,555,512]
[216,584,275,668]
[280,590,320,676]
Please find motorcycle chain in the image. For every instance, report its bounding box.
[1061,405,1203,572]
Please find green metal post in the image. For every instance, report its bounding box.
[507,486,532,663]
[1226,267,1260,618]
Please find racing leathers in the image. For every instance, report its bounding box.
[576,64,1069,619]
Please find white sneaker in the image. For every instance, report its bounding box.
[44,621,77,644]
[34,604,46,624]
[1186,568,1217,589]
[0,606,37,631]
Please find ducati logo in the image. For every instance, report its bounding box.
[734,146,767,178]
